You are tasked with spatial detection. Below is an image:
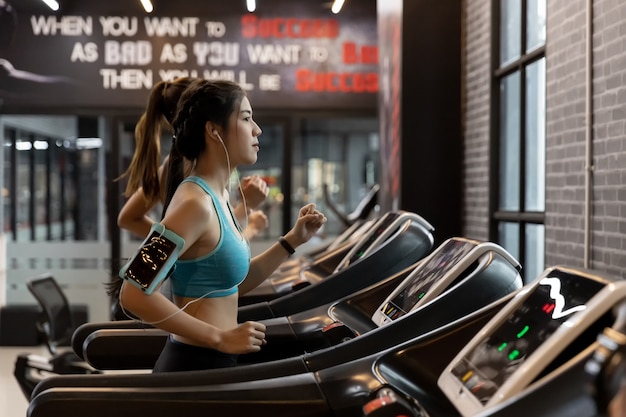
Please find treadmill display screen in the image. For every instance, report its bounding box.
[449,269,604,405]
[381,239,476,320]
[346,212,400,265]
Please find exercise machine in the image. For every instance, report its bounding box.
[29,237,523,417]
[26,266,625,417]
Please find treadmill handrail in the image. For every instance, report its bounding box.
[31,353,310,399]
[322,183,379,227]
[334,211,434,273]
[29,371,328,417]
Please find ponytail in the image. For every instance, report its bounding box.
[118,77,197,204]
[118,80,168,204]
[161,139,186,219]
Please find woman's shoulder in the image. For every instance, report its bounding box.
[177,179,213,200]
[161,190,218,246]
[169,182,214,217]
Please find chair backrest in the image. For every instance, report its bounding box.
[27,273,74,354]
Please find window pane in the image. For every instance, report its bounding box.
[60,145,76,240]
[49,141,62,240]
[525,58,546,211]
[3,128,15,236]
[524,223,545,283]
[74,147,100,240]
[526,0,547,52]
[296,118,379,236]
[500,0,521,66]
[16,135,32,241]
[498,221,520,260]
[499,72,521,211]
[34,136,48,241]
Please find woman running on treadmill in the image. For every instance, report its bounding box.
[118,79,326,372]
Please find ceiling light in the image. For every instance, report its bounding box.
[331,0,345,14]
[76,137,103,150]
[246,0,256,12]
[40,0,59,11]
[33,140,49,150]
[15,141,32,151]
[140,0,153,13]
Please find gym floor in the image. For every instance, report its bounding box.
[1,345,46,417]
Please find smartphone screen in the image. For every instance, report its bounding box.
[123,231,178,290]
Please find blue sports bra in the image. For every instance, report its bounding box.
[169,176,250,298]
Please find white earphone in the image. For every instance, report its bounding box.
[206,129,251,243]
[214,129,231,179]
[211,129,249,236]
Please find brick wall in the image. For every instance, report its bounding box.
[464,0,626,278]
[462,0,491,242]
[587,0,626,277]
[544,0,589,269]
[545,0,626,277]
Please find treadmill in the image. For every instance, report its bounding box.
[86,211,434,338]
[237,210,434,322]
[343,265,626,417]
[239,217,377,306]
[71,236,520,369]
[64,210,433,368]
[237,237,523,365]
[28,266,625,417]
[241,181,381,304]
[261,182,380,279]
[27,237,523,416]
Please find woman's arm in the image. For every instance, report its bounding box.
[119,279,266,353]
[239,203,326,294]
[232,175,269,224]
[118,160,170,237]
[117,186,157,238]
[242,209,269,240]
[119,186,266,353]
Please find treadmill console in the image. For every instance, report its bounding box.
[341,212,399,268]
[335,211,431,272]
[438,266,623,416]
[372,237,482,326]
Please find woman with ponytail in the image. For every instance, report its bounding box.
[117,77,269,240]
[118,79,326,372]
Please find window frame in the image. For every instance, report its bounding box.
[490,0,547,282]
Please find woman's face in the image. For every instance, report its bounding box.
[226,96,262,166]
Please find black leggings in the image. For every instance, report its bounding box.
[152,335,238,373]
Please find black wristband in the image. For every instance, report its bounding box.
[278,236,296,256]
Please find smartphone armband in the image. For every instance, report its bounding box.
[119,223,185,294]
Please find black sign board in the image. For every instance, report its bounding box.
[0,0,378,110]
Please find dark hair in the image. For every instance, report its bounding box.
[161,79,246,216]
[118,77,196,204]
